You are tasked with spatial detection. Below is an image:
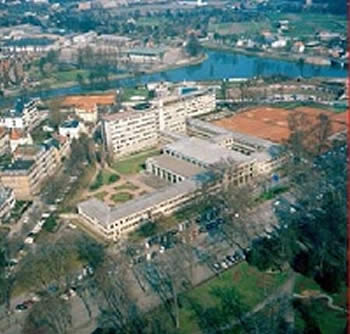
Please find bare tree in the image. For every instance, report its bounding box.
[23,296,72,334]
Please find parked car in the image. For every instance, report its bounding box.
[212,263,221,271]
[221,261,229,269]
[24,237,34,244]
[15,304,28,312]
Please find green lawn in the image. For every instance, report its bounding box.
[257,185,289,202]
[209,21,270,36]
[52,69,90,83]
[293,274,347,333]
[111,192,133,204]
[150,262,289,334]
[112,149,160,175]
[89,170,120,191]
[266,13,346,38]
[120,87,149,101]
[94,191,108,201]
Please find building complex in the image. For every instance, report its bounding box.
[79,94,284,241]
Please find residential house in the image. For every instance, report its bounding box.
[58,119,82,139]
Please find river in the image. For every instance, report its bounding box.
[10,49,350,100]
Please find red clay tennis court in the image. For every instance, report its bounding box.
[213,107,347,143]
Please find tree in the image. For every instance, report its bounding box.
[89,256,147,334]
[185,34,202,57]
[23,296,72,334]
[255,112,346,293]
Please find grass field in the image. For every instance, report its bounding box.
[294,274,347,333]
[112,148,160,175]
[152,262,289,334]
[111,192,133,203]
[94,191,108,201]
[121,87,149,101]
[52,69,90,83]
[209,21,270,36]
[267,13,346,38]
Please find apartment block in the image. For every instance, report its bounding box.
[0,98,41,130]
[0,143,62,200]
[102,110,158,157]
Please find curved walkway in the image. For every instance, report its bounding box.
[293,293,347,313]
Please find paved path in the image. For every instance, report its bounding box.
[293,293,347,313]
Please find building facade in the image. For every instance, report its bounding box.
[0,143,62,199]
[103,89,216,157]
[0,187,15,221]
[78,179,198,241]
[0,98,41,130]
[102,111,159,157]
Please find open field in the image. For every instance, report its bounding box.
[209,21,270,36]
[112,148,161,175]
[52,69,91,83]
[213,106,346,143]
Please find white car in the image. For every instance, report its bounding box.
[38,220,46,227]
[68,223,77,229]
[221,261,229,269]
[24,237,34,244]
[159,246,165,254]
[32,226,42,234]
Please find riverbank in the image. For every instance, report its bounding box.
[202,42,331,67]
[2,54,207,102]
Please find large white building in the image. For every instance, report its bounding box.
[102,110,159,157]
[102,87,216,157]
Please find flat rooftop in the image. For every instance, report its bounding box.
[164,137,252,166]
[102,110,150,122]
[187,118,274,148]
[14,145,41,158]
[147,155,206,178]
[0,160,34,172]
[78,179,198,227]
